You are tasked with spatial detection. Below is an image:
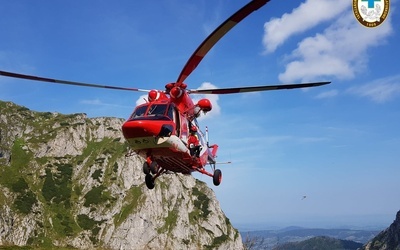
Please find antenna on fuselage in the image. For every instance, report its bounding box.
[206,126,210,148]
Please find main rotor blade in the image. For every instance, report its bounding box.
[188,81,331,94]
[176,0,270,84]
[0,70,150,92]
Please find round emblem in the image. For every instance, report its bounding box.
[353,0,390,27]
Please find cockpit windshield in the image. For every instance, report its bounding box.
[130,105,148,118]
[129,103,174,121]
[147,104,167,116]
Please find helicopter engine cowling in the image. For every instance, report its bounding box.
[197,98,212,113]
[148,90,160,102]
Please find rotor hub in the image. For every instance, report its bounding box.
[170,86,184,99]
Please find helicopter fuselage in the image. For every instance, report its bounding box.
[121,89,217,178]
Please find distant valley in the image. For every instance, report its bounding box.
[241,227,379,250]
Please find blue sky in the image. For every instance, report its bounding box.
[1,0,399,230]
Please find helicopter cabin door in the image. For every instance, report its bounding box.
[169,103,180,137]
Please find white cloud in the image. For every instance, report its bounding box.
[135,94,148,106]
[263,0,393,83]
[281,12,392,82]
[315,89,338,99]
[347,75,400,103]
[81,99,103,105]
[263,0,349,53]
[80,98,132,108]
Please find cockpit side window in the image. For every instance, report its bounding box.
[147,104,167,116]
[167,104,174,120]
[130,105,148,119]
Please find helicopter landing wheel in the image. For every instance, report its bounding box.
[149,161,158,174]
[143,161,158,175]
[143,162,150,175]
[213,169,222,186]
[145,174,155,189]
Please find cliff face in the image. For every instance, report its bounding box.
[0,100,243,250]
[361,211,400,250]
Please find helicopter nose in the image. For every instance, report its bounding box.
[121,120,173,139]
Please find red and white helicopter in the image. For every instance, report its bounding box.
[0,0,330,189]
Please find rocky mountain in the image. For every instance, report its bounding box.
[0,100,243,249]
[360,210,400,250]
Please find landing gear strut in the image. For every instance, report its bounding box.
[143,155,223,189]
[144,156,159,189]
[195,163,222,186]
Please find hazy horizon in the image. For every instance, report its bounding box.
[235,213,394,232]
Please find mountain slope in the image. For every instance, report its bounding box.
[0,100,243,249]
[361,210,400,250]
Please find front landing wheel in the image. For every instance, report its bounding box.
[143,161,158,175]
[213,169,222,186]
[143,162,150,175]
[145,174,155,189]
